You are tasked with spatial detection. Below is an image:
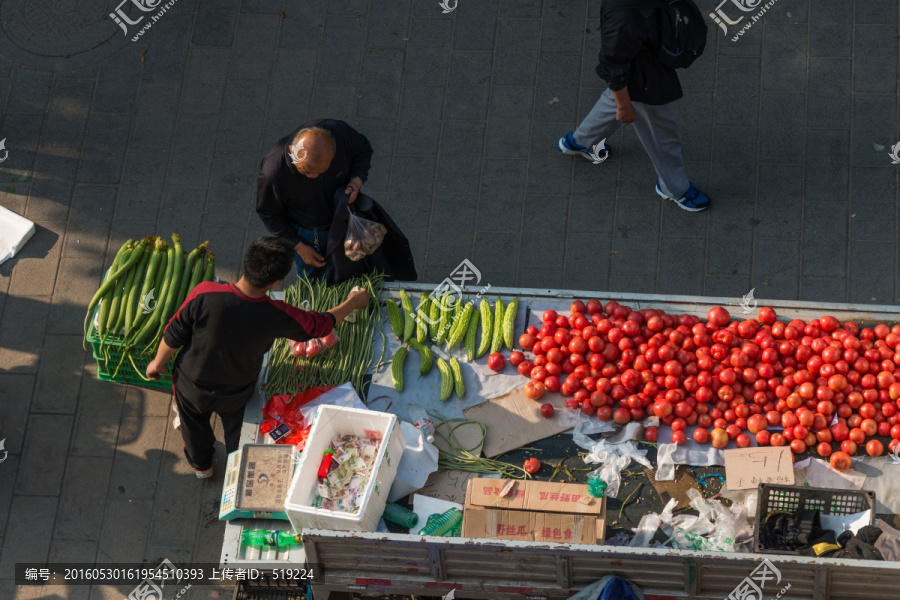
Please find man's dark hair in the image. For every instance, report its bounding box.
[242,236,295,288]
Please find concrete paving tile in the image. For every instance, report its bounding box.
[48,539,98,564]
[453,0,500,51]
[39,79,93,159]
[92,44,144,114]
[806,58,851,129]
[309,84,357,123]
[526,122,573,196]
[39,584,90,600]
[403,18,452,85]
[78,114,132,185]
[569,160,617,235]
[759,93,804,164]
[46,259,103,336]
[387,156,436,232]
[179,48,231,118]
[279,1,324,48]
[853,26,898,94]
[676,91,713,163]
[580,20,603,88]
[445,52,492,121]
[493,18,540,86]
[534,54,581,123]
[366,0,412,49]
[71,368,126,458]
[703,275,752,300]
[658,237,706,296]
[485,117,532,159]
[755,164,802,239]
[31,335,87,413]
[396,86,444,156]
[114,151,168,224]
[475,159,527,231]
[130,79,181,151]
[96,498,153,564]
[516,268,563,289]
[192,0,240,46]
[715,57,760,127]
[144,543,195,569]
[678,35,718,92]
[157,186,208,245]
[316,16,366,84]
[24,177,73,223]
[609,272,655,294]
[705,197,754,276]
[167,117,219,187]
[63,187,117,259]
[0,455,18,542]
[611,198,660,274]
[761,23,807,92]
[352,119,395,194]
[849,241,894,304]
[108,417,167,500]
[851,94,897,166]
[197,223,245,282]
[203,153,256,226]
[0,496,57,579]
[809,0,852,57]
[615,125,658,198]
[504,0,542,17]
[0,375,34,454]
[186,587,235,600]
[404,229,428,276]
[8,220,65,297]
[328,0,368,15]
[472,231,520,286]
[801,201,847,277]
[55,457,113,541]
[228,14,280,81]
[357,50,404,120]
[14,414,73,495]
[123,386,174,419]
[142,13,193,81]
[561,233,610,291]
[709,126,758,200]
[436,121,485,195]
[215,81,268,153]
[855,0,898,24]
[149,423,203,545]
[765,0,808,22]
[520,195,567,265]
[0,296,49,373]
[540,0,587,54]
[267,49,316,120]
[752,239,800,300]
[4,69,52,114]
[849,167,896,241]
[804,129,849,202]
[489,86,535,120]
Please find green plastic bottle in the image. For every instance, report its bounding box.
[241,530,301,548]
[419,508,462,536]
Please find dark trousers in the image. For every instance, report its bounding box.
[173,372,252,470]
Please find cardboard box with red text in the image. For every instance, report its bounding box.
[461,478,606,544]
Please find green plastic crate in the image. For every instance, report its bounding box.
[87,315,172,391]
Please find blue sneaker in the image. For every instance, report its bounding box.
[655,179,710,212]
[558,131,610,164]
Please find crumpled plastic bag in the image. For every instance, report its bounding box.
[582,440,651,498]
[344,209,387,261]
[655,442,678,481]
[572,413,617,449]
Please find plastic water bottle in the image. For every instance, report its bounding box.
[241,530,301,548]
[419,508,462,536]
[382,502,419,528]
[409,404,435,444]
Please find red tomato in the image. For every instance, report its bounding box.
[488,352,505,372]
[693,428,710,444]
[841,440,858,456]
[710,428,729,449]
[707,306,730,327]
[817,442,833,457]
[644,426,658,442]
[735,434,751,448]
[758,307,777,325]
[790,439,807,454]
[540,403,554,418]
[543,376,560,392]
[542,310,558,323]
[756,430,771,445]
[770,433,786,447]
[524,381,545,401]
[571,300,586,314]
[523,457,541,474]
[830,451,852,471]
[613,407,631,425]
[569,336,587,355]
[672,431,687,445]
[518,333,536,350]
[866,439,884,457]
[291,340,307,357]
[509,351,525,367]
[586,299,603,315]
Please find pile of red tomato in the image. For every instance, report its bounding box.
[508,299,900,470]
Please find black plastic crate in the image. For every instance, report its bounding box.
[753,483,876,554]
[233,577,306,600]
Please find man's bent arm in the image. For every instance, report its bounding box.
[147,339,179,380]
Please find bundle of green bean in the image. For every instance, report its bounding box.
[83,234,215,375]
[430,413,530,479]
[264,272,386,400]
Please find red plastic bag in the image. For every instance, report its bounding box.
[259,385,335,450]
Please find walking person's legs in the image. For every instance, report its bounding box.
[174,385,217,477]
[559,88,620,163]
[217,400,249,457]
[631,101,710,211]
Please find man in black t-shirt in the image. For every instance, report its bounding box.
[256,119,374,278]
[557,0,710,212]
[146,237,369,478]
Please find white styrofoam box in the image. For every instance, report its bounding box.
[0,204,35,265]
[285,405,406,533]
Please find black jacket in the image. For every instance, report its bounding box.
[598,0,683,105]
[256,119,374,245]
[324,190,417,286]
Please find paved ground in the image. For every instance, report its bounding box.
[0,0,898,598]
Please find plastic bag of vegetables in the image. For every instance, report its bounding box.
[344,208,387,261]
[289,331,340,358]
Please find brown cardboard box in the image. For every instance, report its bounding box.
[461,478,606,544]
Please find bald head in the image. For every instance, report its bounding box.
[289,127,336,178]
